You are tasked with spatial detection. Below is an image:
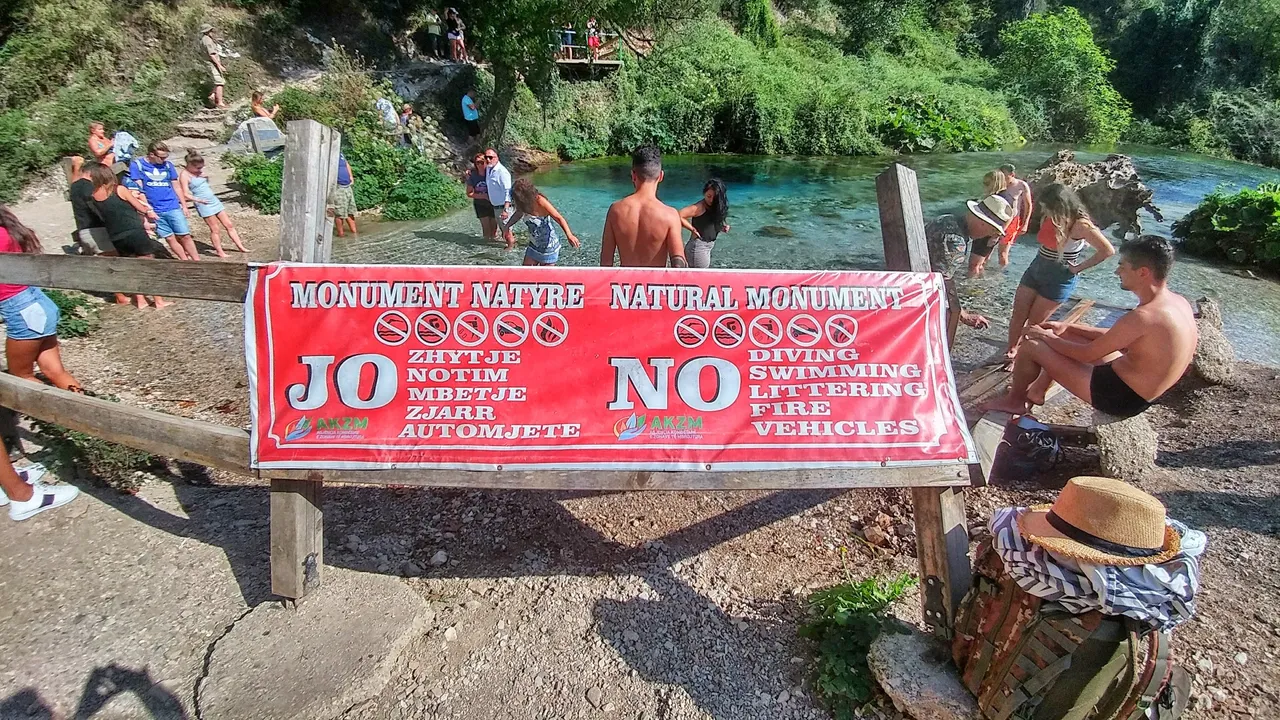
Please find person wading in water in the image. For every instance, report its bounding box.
[679,179,730,268]
[601,146,688,268]
[502,177,581,266]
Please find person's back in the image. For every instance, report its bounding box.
[602,146,686,268]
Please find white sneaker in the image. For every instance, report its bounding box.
[0,463,47,507]
[8,481,79,521]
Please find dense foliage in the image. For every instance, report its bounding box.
[503,19,1017,159]
[383,162,468,221]
[228,153,284,213]
[1173,183,1280,270]
[996,8,1130,143]
[799,571,917,719]
[43,290,100,339]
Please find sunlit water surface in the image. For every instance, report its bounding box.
[335,145,1280,365]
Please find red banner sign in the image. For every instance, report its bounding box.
[246,264,976,471]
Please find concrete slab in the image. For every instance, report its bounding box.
[197,568,431,720]
[868,627,980,720]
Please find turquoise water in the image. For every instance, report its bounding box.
[335,145,1280,365]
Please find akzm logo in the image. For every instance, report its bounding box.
[612,413,705,441]
[613,413,647,440]
[282,415,369,442]
[284,416,313,441]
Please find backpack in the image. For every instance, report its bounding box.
[952,541,1190,720]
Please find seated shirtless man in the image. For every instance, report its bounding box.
[985,235,1197,419]
[601,145,688,268]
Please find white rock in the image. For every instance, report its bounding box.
[443,626,458,642]
[1234,652,1248,666]
[586,686,604,708]
[430,550,449,566]
[867,628,981,720]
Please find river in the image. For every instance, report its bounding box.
[335,144,1280,365]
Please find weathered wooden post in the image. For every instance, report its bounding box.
[875,162,972,637]
[271,119,341,602]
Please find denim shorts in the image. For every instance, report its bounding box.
[0,287,60,341]
[154,209,190,238]
[1019,254,1078,304]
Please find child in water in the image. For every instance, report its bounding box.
[503,177,580,266]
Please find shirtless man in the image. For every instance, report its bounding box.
[601,146,688,268]
[87,122,114,167]
[985,235,1197,419]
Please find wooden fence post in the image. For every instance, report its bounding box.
[279,119,341,264]
[875,162,973,638]
[270,119,339,602]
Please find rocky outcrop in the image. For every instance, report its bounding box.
[1094,410,1158,481]
[1192,297,1235,385]
[1026,150,1163,237]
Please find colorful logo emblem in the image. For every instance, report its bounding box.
[613,413,647,441]
[284,416,313,442]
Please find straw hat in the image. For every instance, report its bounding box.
[1018,476,1181,566]
[199,23,214,34]
[966,194,1015,233]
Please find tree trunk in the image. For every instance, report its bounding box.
[482,61,519,149]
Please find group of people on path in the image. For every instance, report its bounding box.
[463,146,731,269]
[421,8,470,62]
[926,164,1198,423]
[558,18,606,60]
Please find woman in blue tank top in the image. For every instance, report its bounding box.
[502,177,580,266]
[180,150,248,257]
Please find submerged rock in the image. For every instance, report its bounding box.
[756,225,795,238]
[1026,150,1163,237]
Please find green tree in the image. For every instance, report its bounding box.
[997,7,1131,143]
[739,0,782,49]
[1200,0,1280,95]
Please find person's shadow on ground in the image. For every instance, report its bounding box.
[0,664,186,719]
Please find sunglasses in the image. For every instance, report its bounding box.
[485,154,498,160]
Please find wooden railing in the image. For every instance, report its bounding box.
[0,128,975,638]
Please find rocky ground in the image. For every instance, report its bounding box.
[3,149,1279,719]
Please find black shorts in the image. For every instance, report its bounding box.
[110,230,154,258]
[466,119,481,137]
[970,235,997,259]
[473,200,494,219]
[1089,363,1152,419]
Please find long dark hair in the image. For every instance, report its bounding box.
[0,205,41,254]
[1038,183,1092,256]
[511,177,543,213]
[703,178,728,225]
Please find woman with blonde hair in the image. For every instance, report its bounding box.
[180,150,248,257]
[1004,183,1115,360]
[967,170,1011,276]
[982,169,1008,197]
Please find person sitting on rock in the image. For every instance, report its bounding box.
[984,235,1197,420]
[924,194,1015,337]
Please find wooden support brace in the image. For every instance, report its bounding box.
[876,161,973,638]
[270,477,324,601]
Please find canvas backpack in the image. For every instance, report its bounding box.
[951,541,1190,720]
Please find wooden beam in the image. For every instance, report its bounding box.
[968,411,1012,488]
[0,254,249,303]
[271,477,324,601]
[0,373,249,474]
[259,464,972,490]
[875,161,973,639]
[280,120,341,264]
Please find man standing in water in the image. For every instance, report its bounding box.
[601,146,688,268]
[996,163,1033,268]
[985,235,1197,419]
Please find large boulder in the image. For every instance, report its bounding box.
[868,627,981,720]
[1094,410,1158,480]
[1025,151,1163,237]
[1191,296,1234,385]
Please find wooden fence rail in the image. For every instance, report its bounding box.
[2,130,974,635]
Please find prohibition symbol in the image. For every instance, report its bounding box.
[825,314,859,347]
[374,310,411,346]
[748,314,783,348]
[712,314,746,349]
[454,310,489,347]
[414,311,450,347]
[533,312,569,347]
[674,315,710,349]
[787,314,823,347]
[493,311,530,348]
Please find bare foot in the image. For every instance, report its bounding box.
[215,251,229,259]
[115,294,133,305]
[153,297,174,309]
[1026,376,1053,407]
[1003,346,1018,362]
[235,245,249,252]
[134,296,150,309]
[982,393,1030,415]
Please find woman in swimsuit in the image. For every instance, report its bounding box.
[0,206,84,393]
[1004,183,1115,360]
[86,163,172,309]
[679,179,730,269]
[251,91,280,119]
[503,177,580,266]
[181,150,248,258]
[87,121,115,167]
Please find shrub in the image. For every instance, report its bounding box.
[228,153,284,214]
[271,86,339,127]
[382,159,467,221]
[740,0,783,49]
[1172,183,1280,269]
[997,8,1132,144]
[875,94,1001,153]
[1203,90,1280,168]
[32,403,159,494]
[799,570,918,719]
[44,290,99,339]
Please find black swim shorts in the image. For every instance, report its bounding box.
[970,235,997,259]
[1089,363,1152,419]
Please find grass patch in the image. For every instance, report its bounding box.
[43,289,100,339]
[799,569,918,719]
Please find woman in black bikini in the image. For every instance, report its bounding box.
[679,179,730,269]
[86,163,172,309]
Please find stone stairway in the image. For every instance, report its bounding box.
[176,107,233,141]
